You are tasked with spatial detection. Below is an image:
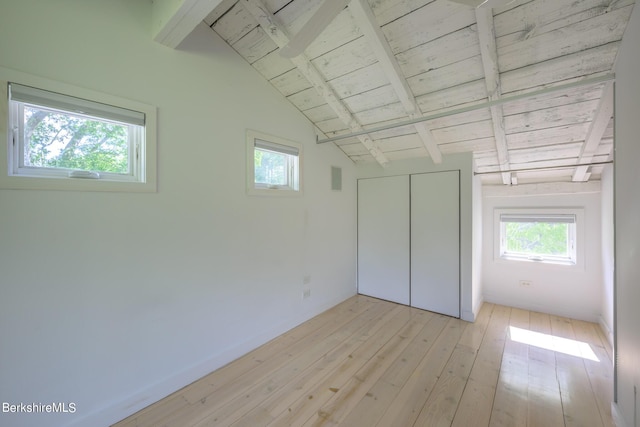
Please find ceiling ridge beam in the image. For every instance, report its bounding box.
[240,0,389,167]
[572,81,614,182]
[476,7,512,185]
[348,0,442,164]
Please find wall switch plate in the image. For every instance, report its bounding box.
[519,280,532,287]
[303,289,311,299]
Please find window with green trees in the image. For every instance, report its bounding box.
[20,105,131,174]
[7,82,145,183]
[247,130,301,194]
[499,213,576,264]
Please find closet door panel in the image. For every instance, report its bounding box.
[357,176,410,305]
[411,171,460,317]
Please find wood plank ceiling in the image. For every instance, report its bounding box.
[203,0,634,185]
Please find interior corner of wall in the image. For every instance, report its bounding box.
[599,315,614,348]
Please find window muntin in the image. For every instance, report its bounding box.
[499,213,577,265]
[247,130,301,195]
[8,82,144,182]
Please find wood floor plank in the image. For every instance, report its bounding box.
[450,303,497,427]
[489,308,530,427]
[192,300,404,427]
[550,315,605,427]
[267,303,413,427]
[111,297,614,427]
[571,319,615,426]
[301,306,433,426]
[201,298,398,427]
[453,303,511,427]
[373,317,467,427]
[337,312,449,427]
[412,343,478,426]
[183,299,370,403]
[225,299,398,427]
[526,311,565,427]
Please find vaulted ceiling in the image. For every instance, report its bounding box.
[154,0,635,186]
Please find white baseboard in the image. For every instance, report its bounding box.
[65,291,355,427]
[462,296,484,323]
[612,402,630,427]
[482,293,599,323]
[599,315,615,349]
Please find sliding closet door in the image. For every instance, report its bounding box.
[411,171,460,317]
[358,176,410,305]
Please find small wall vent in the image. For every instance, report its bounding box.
[331,166,342,191]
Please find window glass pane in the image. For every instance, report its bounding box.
[504,221,570,257]
[254,148,288,186]
[22,105,129,174]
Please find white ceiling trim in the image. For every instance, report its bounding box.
[240,0,390,167]
[348,0,443,163]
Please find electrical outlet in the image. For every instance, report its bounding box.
[519,280,532,287]
[303,289,311,299]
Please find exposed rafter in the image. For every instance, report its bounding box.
[152,0,226,48]
[476,7,512,185]
[348,0,443,163]
[572,82,614,181]
[241,0,389,167]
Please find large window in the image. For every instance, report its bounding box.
[247,130,301,195]
[1,68,156,192]
[497,210,578,266]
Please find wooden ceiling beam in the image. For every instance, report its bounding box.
[241,0,389,167]
[152,0,226,48]
[572,82,614,182]
[348,0,443,164]
[476,7,512,185]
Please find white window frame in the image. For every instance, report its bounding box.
[0,67,157,192]
[494,208,584,269]
[246,129,302,196]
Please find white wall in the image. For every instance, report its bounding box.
[600,165,614,346]
[0,2,357,427]
[613,3,640,425]
[472,166,484,316]
[482,189,603,322]
[356,153,479,322]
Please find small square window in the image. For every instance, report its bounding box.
[498,212,577,265]
[247,130,301,195]
[0,68,156,192]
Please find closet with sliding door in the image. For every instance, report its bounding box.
[357,170,460,318]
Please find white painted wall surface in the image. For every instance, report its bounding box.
[356,153,478,321]
[0,2,357,426]
[613,3,640,425]
[482,190,603,322]
[472,169,484,316]
[600,165,614,347]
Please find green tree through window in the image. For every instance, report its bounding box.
[24,105,129,174]
[505,222,569,256]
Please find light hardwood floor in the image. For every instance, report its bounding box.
[113,295,614,427]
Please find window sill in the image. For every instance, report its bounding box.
[499,255,576,266]
[247,186,303,197]
[0,174,156,192]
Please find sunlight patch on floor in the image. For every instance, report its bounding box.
[509,326,599,361]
